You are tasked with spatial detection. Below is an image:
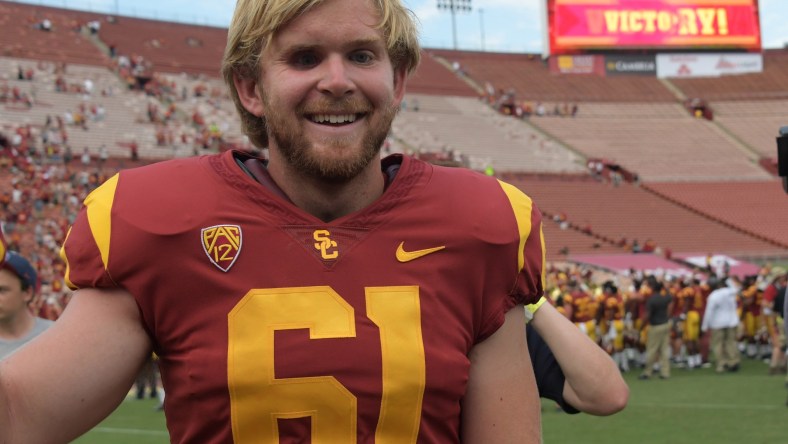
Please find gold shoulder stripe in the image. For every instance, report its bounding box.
[86,173,120,270]
[539,222,546,291]
[59,227,74,288]
[497,180,533,274]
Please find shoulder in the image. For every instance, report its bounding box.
[85,153,229,229]
[424,163,540,221]
[113,154,220,192]
[34,317,55,328]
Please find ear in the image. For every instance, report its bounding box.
[233,73,265,117]
[23,288,34,305]
[391,66,408,107]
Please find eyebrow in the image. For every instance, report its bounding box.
[280,36,385,55]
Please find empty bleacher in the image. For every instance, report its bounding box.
[645,180,788,249]
[405,52,479,97]
[392,93,586,173]
[528,102,771,182]
[96,16,227,77]
[507,175,784,260]
[0,1,108,66]
[429,49,677,103]
[710,99,788,158]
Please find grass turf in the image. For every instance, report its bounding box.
[72,358,786,443]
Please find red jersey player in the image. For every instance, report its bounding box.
[0,0,545,442]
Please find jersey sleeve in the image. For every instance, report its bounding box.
[60,173,121,290]
[0,223,6,266]
[497,180,546,307]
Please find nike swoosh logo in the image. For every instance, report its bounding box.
[396,242,445,263]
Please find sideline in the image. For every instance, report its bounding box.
[89,427,169,436]
[627,402,781,410]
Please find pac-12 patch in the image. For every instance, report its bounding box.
[201,224,242,272]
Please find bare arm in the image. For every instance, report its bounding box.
[0,288,152,443]
[462,306,541,443]
[530,302,628,416]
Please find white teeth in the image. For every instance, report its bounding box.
[311,114,357,124]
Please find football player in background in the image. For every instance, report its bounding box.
[678,278,704,369]
[739,275,768,360]
[563,279,600,342]
[599,281,628,372]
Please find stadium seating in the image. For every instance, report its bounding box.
[392,93,586,173]
[645,181,788,249]
[709,99,788,158]
[528,102,771,182]
[96,16,226,77]
[0,1,108,66]
[1,1,787,269]
[506,174,785,261]
[428,49,677,103]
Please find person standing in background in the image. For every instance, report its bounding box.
[702,277,741,373]
[639,276,673,380]
[0,251,54,359]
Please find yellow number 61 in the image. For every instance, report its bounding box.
[228,286,426,443]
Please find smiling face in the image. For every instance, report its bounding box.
[236,0,406,183]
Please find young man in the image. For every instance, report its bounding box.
[0,251,54,359]
[0,0,545,442]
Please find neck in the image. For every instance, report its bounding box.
[267,153,385,222]
[0,311,35,340]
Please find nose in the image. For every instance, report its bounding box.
[316,55,355,97]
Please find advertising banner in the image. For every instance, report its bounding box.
[656,52,763,77]
[548,0,762,53]
[548,54,606,74]
[604,54,657,76]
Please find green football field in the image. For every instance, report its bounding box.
[72,358,786,443]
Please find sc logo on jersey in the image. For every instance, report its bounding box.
[313,229,338,260]
[202,224,242,272]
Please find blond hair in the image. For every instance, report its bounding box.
[221,0,421,148]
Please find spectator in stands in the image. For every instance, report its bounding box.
[87,20,100,34]
[80,147,91,166]
[702,277,742,373]
[0,251,54,359]
[129,141,139,161]
[98,145,108,166]
[36,19,52,32]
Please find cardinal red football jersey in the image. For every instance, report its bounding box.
[61,150,545,443]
